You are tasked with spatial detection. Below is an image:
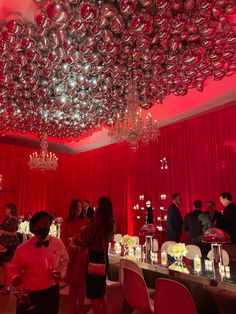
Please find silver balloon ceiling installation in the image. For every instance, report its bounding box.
[0,0,236,140]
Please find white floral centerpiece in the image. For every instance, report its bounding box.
[167,243,189,271]
[18,221,30,234]
[167,243,188,259]
[120,235,137,248]
[50,223,57,237]
[169,263,190,274]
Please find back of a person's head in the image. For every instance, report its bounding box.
[96,197,114,239]
[96,197,113,219]
[29,211,53,232]
[172,193,179,200]
[68,199,82,221]
[220,192,232,201]
[207,200,216,207]
[193,200,203,210]
[6,203,18,217]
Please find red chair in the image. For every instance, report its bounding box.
[154,278,198,314]
[123,267,154,313]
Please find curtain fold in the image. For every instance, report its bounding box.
[0,104,236,235]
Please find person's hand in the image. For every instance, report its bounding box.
[12,275,23,287]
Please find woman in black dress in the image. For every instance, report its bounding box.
[0,203,19,292]
[74,197,115,314]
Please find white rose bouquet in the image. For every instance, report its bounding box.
[120,235,137,247]
[169,263,190,274]
[167,243,188,258]
[18,221,29,233]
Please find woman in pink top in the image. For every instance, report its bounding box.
[61,199,89,314]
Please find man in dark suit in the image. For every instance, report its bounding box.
[83,200,94,218]
[217,192,236,243]
[183,200,211,244]
[206,200,222,227]
[167,193,183,242]
[217,192,236,261]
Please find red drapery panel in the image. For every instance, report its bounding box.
[0,103,236,235]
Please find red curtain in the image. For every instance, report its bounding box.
[0,103,236,235]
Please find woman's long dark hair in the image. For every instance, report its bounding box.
[96,197,115,241]
[67,199,83,222]
[6,203,18,218]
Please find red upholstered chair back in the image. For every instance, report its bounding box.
[154,278,198,314]
[123,267,154,313]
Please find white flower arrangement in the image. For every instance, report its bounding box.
[167,243,188,258]
[120,235,137,247]
[169,262,190,274]
[50,223,57,237]
[18,221,30,233]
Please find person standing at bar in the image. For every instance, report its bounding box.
[167,193,183,242]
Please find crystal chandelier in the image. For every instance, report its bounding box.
[109,78,160,152]
[28,133,58,171]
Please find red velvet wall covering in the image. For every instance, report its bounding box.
[0,103,236,235]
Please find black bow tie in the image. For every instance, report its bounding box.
[36,240,49,248]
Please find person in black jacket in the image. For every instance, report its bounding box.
[83,200,94,219]
[182,200,211,245]
[167,193,183,242]
[206,200,222,227]
[217,192,236,243]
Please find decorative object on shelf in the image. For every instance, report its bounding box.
[109,77,160,151]
[160,194,167,200]
[202,228,231,276]
[28,133,58,171]
[160,157,168,170]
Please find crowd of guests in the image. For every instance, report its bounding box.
[0,197,115,314]
[0,192,236,313]
[167,192,236,258]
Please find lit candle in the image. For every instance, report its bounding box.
[225,266,231,278]
[219,265,225,277]
[194,255,201,273]
[204,259,209,271]
[161,251,167,265]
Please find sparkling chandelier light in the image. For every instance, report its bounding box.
[28,133,58,171]
[109,78,160,152]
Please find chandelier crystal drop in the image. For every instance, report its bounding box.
[109,79,160,152]
[28,133,58,171]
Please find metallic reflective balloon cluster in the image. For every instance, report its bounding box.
[0,0,235,139]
